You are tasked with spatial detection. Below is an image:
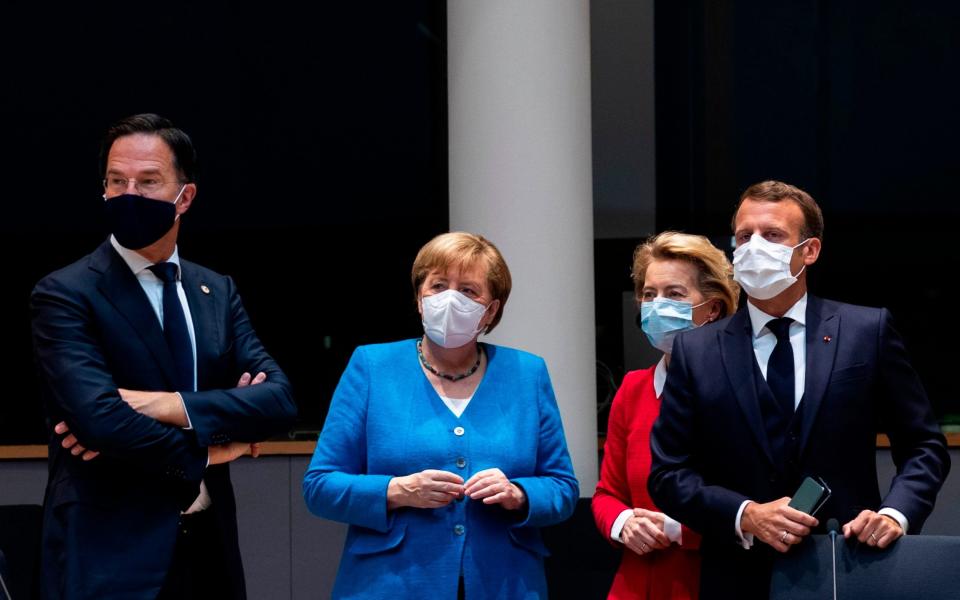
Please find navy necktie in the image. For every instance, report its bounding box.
[148,262,194,391]
[766,317,795,417]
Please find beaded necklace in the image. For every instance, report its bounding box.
[417,338,482,382]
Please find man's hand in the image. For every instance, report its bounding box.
[843,510,903,549]
[237,371,266,388]
[741,497,818,553]
[54,421,99,461]
[387,470,465,510]
[621,508,670,556]
[209,441,259,465]
[464,468,527,511]
[119,389,188,427]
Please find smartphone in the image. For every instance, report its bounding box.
[788,476,831,515]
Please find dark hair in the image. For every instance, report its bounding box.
[100,113,198,183]
[732,180,824,241]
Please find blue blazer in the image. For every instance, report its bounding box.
[648,296,950,600]
[31,240,297,599]
[303,340,579,599]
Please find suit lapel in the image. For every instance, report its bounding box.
[719,309,775,465]
[93,242,178,390]
[180,261,221,390]
[798,295,839,456]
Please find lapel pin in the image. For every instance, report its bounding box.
[200,285,211,295]
[823,335,832,343]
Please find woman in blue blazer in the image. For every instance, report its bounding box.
[303,232,579,599]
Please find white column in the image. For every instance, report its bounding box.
[448,0,597,494]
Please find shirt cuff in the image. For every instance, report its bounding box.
[176,392,194,430]
[878,507,909,534]
[663,514,683,545]
[610,509,634,542]
[735,500,755,549]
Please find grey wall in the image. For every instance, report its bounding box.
[0,456,347,599]
[2,450,956,598]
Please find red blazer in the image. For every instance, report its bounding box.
[593,365,700,600]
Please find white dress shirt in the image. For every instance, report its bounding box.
[610,357,683,546]
[734,293,907,548]
[110,235,211,513]
[437,393,475,418]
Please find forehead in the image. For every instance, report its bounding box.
[106,133,175,173]
[734,198,805,233]
[643,258,700,288]
[427,260,488,283]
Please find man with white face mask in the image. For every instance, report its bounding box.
[648,180,949,600]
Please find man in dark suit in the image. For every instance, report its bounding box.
[31,113,297,599]
[648,180,950,600]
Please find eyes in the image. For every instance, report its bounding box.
[735,229,787,245]
[641,288,688,301]
[429,280,480,298]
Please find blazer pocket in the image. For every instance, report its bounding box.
[346,523,407,556]
[508,526,550,557]
[830,363,869,384]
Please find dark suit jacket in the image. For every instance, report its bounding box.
[31,240,297,600]
[648,295,950,600]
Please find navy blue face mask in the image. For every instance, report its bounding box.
[104,187,184,250]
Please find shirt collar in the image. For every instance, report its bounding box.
[745,292,807,339]
[109,235,181,279]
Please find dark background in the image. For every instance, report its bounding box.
[4,1,960,444]
[1,1,448,443]
[596,0,960,431]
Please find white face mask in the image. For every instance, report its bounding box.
[421,289,489,348]
[732,234,810,300]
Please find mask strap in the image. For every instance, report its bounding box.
[692,299,716,327]
[172,185,186,222]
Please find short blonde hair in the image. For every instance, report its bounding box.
[411,232,512,333]
[632,231,739,318]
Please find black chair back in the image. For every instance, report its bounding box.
[0,505,42,600]
[770,534,960,600]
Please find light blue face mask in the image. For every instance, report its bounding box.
[637,298,708,354]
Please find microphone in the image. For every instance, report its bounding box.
[827,518,840,600]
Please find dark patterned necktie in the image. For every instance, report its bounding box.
[148,262,194,391]
[766,317,795,417]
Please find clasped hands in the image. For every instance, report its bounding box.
[56,372,267,465]
[387,467,526,511]
[741,497,903,553]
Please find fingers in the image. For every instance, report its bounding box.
[636,518,670,549]
[844,511,902,548]
[61,434,78,449]
[783,505,819,528]
[54,421,69,435]
[464,468,503,490]
[250,442,262,458]
[252,372,267,385]
[424,469,466,485]
[466,480,503,500]
[81,450,100,461]
[237,372,252,387]
[843,511,869,539]
[622,518,669,554]
[632,508,666,529]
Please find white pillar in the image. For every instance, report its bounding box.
[448,0,597,495]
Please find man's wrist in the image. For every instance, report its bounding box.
[736,500,755,549]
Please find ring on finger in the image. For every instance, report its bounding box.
[870,532,878,543]
[780,530,788,543]
[640,542,648,553]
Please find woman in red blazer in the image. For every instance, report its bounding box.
[593,232,739,600]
